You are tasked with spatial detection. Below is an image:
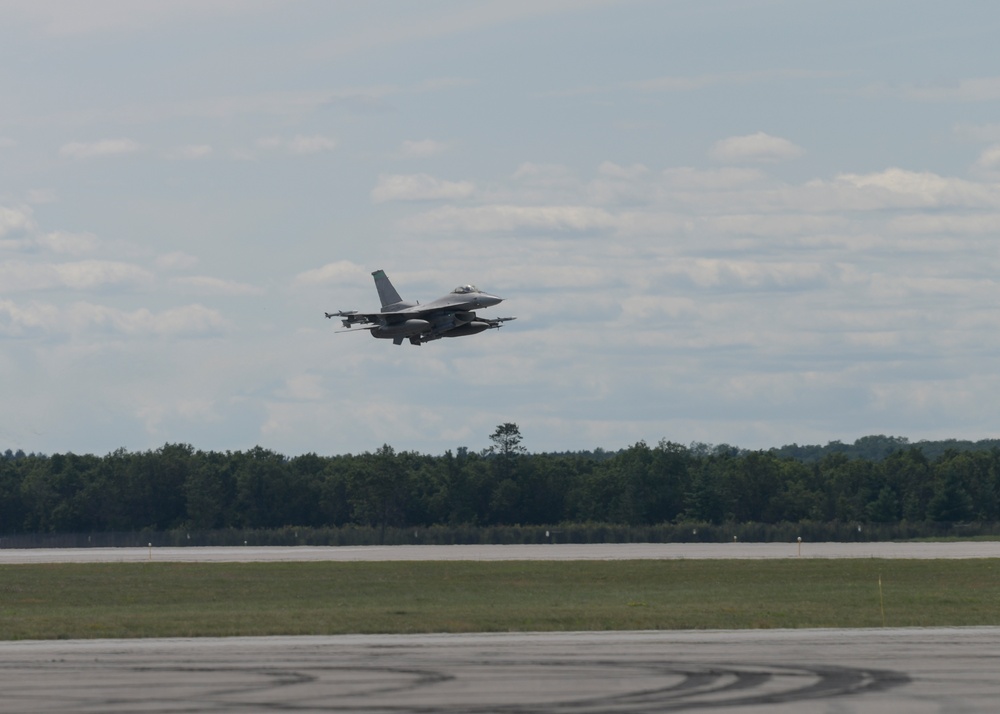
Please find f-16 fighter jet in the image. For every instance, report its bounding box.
[326,269,515,346]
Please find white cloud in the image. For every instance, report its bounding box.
[371,173,475,203]
[292,260,367,287]
[891,77,1000,102]
[134,397,224,438]
[887,213,1000,236]
[36,231,100,255]
[0,260,153,292]
[402,204,617,234]
[58,261,153,291]
[0,205,35,238]
[0,215,98,255]
[511,162,578,184]
[626,69,838,93]
[677,258,837,291]
[156,252,200,271]
[0,299,59,337]
[954,122,1000,142]
[149,304,227,337]
[502,164,585,202]
[584,164,655,206]
[255,136,285,151]
[597,161,650,180]
[287,135,338,154]
[611,211,689,238]
[975,145,1000,170]
[831,168,1000,208]
[709,132,804,163]
[63,302,226,337]
[702,213,846,237]
[1,299,225,338]
[256,134,337,155]
[274,374,325,401]
[165,144,213,160]
[59,138,142,159]
[171,276,263,296]
[398,139,449,158]
[660,167,766,189]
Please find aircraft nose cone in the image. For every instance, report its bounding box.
[481,294,502,307]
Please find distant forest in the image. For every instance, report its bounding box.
[3,427,1000,544]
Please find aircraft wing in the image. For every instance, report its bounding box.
[326,303,434,323]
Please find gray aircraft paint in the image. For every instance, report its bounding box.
[326,270,515,346]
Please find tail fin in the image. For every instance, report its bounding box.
[372,269,403,309]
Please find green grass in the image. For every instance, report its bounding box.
[1,560,998,640]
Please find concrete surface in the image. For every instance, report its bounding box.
[1,628,998,712]
[1,540,998,563]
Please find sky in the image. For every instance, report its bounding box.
[3,1,1000,457]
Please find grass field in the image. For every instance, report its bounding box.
[1,560,998,640]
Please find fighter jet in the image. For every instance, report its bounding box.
[326,269,515,346]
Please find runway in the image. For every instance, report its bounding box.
[1,628,998,712]
[1,540,999,563]
[2,543,998,711]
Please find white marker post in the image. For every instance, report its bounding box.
[797,536,802,557]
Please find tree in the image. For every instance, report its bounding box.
[488,423,526,459]
[927,473,974,523]
[866,485,899,523]
[486,424,527,523]
[184,450,234,530]
[233,447,288,528]
[684,461,728,524]
[348,445,409,542]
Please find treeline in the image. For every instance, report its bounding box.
[2,426,1000,540]
[768,434,1000,463]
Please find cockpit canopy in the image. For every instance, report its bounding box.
[451,284,481,295]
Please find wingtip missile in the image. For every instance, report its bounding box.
[325,310,358,319]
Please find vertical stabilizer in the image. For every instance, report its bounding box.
[372,269,404,309]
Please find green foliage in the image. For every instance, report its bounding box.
[771,434,1000,462]
[3,428,1000,537]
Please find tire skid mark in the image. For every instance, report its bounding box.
[0,658,909,713]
